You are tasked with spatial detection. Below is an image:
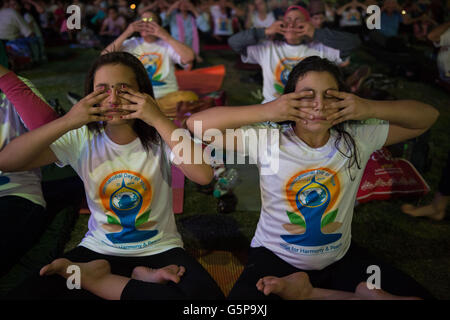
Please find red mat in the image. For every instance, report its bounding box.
[175,65,226,96]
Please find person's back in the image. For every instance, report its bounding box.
[0,7,32,41]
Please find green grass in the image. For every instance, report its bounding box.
[19,45,450,299]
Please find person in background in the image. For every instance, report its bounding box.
[162,0,210,66]
[428,21,450,85]
[336,0,366,35]
[0,63,58,277]
[102,10,194,99]
[208,0,245,44]
[99,6,127,46]
[245,0,276,29]
[228,5,360,103]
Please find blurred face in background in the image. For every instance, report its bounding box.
[283,9,308,44]
[311,13,325,29]
[254,0,267,13]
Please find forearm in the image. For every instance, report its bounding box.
[0,71,58,130]
[101,30,132,54]
[428,22,450,43]
[153,115,213,185]
[228,28,266,56]
[0,117,68,171]
[164,36,194,64]
[369,100,439,130]
[187,104,270,135]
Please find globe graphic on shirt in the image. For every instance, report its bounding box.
[298,186,328,208]
[112,191,139,210]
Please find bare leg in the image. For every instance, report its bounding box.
[402,192,448,221]
[256,272,422,300]
[256,272,356,300]
[131,265,186,284]
[355,282,422,300]
[40,259,187,300]
[40,258,129,300]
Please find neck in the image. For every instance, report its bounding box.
[104,122,137,145]
[294,125,330,148]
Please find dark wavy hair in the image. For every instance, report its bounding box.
[283,56,361,180]
[85,51,160,152]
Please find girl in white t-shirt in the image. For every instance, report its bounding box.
[245,0,276,29]
[187,56,438,300]
[1,52,224,300]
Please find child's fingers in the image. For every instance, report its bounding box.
[87,92,109,105]
[326,89,348,100]
[119,112,138,120]
[118,104,139,112]
[120,87,146,99]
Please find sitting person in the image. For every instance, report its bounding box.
[99,6,127,46]
[2,51,224,300]
[427,20,450,85]
[245,0,276,29]
[162,0,210,66]
[336,0,366,35]
[207,0,245,44]
[187,56,439,300]
[0,63,58,277]
[102,10,194,100]
[228,5,360,103]
[0,0,34,68]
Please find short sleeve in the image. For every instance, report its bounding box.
[166,42,183,65]
[49,126,89,169]
[351,120,390,153]
[235,122,278,160]
[121,37,138,53]
[241,42,265,64]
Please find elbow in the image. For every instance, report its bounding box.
[431,107,440,124]
[196,167,214,186]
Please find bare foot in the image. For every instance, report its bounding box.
[256,272,313,299]
[355,282,422,300]
[40,258,111,281]
[40,258,72,277]
[402,204,446,221]
[131,265,186,284]
[402,193,448,221]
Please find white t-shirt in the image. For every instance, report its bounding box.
[436,28,450,79]
[0,8,33,40]
[122,37,181,99]
[49,126,183,256]
[242,40,343,103]
[238,121,389,270]
[250,11,276,29]
[210,4,235,36]
[0,77,46,207]
[339,8,362,27]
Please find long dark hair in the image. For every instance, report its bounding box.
[283,56,361,180]
[85,51,160,152]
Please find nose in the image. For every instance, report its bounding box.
[107,87,121,105]
[314,96,325,112]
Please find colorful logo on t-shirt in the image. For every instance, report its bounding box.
[139,52,165,87]
[99,170,158,244]
[282,168,342,246]
[274,57,303,94]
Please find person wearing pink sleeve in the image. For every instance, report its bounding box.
[0,64,58,277]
